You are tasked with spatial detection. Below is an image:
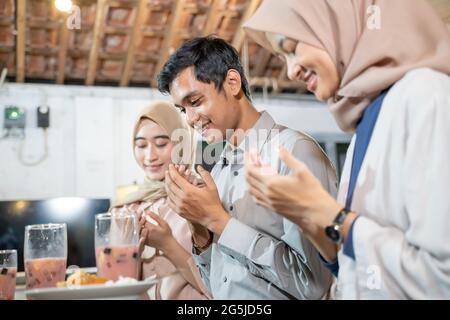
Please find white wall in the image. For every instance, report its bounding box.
[0,83,344,201]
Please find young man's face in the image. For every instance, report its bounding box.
[170,67,240,144]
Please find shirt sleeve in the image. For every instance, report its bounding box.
[349,86,450,298]
[218,218,331,299]
[185,256,213,299]
[217,136,337,300]
[191,244,213,294]
[343,216,359,260]
[318,254,339,277]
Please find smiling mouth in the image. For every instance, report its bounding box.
[195,121,212,136]
[302,69,318,92]
[145,164,164,172]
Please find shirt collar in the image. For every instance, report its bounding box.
[220,111,277,164]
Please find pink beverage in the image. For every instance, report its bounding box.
[25,258,67,289]
[96,245,140,281]
[0,267,17,300]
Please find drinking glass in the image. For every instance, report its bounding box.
[0,249,17,300]
[95,213,140,281]
[24,223,67,289]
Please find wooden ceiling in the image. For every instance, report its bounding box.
[0,0,449,93]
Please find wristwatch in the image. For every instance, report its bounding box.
[325,208,350,244]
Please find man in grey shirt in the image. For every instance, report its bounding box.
[158,36,336,299]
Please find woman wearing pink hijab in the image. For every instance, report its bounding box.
[110,101,209,300]
[244,0,450,299]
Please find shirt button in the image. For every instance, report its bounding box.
[233,171,238,177]
[223,276,227,283]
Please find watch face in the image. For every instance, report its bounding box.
[325,225,341,243]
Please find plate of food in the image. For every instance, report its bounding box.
[25,270,159,300]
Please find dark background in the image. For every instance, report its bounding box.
[0,198,110,271]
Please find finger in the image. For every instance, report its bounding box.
[139,231,147,251]
[184,169,195,184]
[178,164,186,175]
[279,145,304,172]
[255,198,271,209]
[147,211,164,224]
[196,166,214,188]
[144,224,156,236]
[166,172,185,200]
[165,170,183,195]
[145,212,161,226]
[246,163,267,184]
[247,185,269,204]
[244,150,261,167]
[140,227,148,239]
[246,169,267,192]
[139,215,146,227]
[168,164,191,190]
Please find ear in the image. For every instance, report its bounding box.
[224,69,242,97]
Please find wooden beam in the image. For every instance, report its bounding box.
[151,0,184,87]
[120,0,148,87]
[16,0,26,83]
[0,46,15,54]
[231,0,262,51]
[272,64,287,95]
[108,0,138,8]
[86,0,108,86]
[202,0,222,36]
[57,13,70,84]
[28,20,60,29]
[0,17,15,27]
[26,47,59,56]
[104,25,131,35]
[98,52,126,60]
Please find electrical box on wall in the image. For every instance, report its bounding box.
[37,106,50,128]
[4,106,26,129]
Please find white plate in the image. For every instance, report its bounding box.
[25,279,158,300]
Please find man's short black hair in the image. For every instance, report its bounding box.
[157,36,252,101]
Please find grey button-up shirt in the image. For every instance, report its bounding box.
[193,111,337,299]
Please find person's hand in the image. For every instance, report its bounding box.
[245,146,342,232]
[110,204,141,245]
[165,164,230,235]
[138,210,176,252]
[139,227,148,255]
[174,164,205,187]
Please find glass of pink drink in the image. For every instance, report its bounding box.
[95,213,140,281]
[24,224,67,289]
[0,250,17,300]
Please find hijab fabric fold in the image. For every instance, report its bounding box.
[244,0,450,132]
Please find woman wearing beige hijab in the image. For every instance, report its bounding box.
[111,101,209,300]
[243,0,450,299]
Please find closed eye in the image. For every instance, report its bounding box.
[191,98,201,107]
[156,143,168,149]
[175,105,186,113]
